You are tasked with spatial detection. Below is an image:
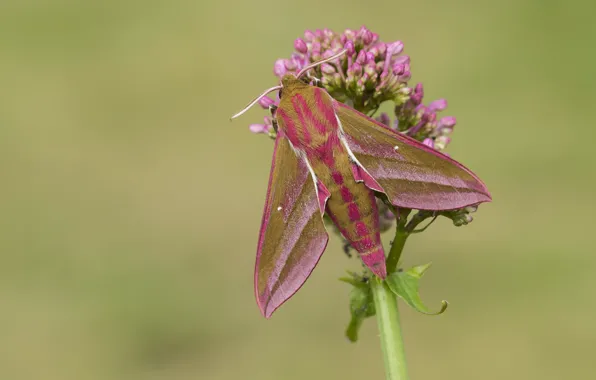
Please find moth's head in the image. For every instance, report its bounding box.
[279,74,308,98]
[231,49,347,121]
[280,74,300,88]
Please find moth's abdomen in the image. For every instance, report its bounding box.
[312,147,387,278]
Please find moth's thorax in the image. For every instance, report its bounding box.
[275,84,340,156]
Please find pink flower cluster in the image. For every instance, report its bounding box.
[249,27,457,152]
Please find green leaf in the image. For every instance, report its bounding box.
[385,263,448,315]
[339,271,369,288]
[345,314,364,343]
[344,282,375,342]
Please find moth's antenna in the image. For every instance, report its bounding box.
[231,49,347,120]
[296,49,348,79]
[230,85,282,120]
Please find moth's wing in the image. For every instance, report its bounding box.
[335,102,491,211]
[255,132,329,318]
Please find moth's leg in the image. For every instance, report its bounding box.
[267,105,279,137]
[342,240,353,258]
[311,77,323,87]
[264,105,279,139]
[299,74,323,87]
[268,104,278,115]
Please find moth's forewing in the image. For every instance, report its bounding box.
[255,131,329,318]
[335,102,491,210]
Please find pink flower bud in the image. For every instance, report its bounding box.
[249,124,266,134]
[258,96,276,109]
[364,62,377,77]
[370,32,379,45]
[356,50,367,64]
[347,62,362,78]
[438,116,456,131]
[321,63,336,74]
[344,40,355,56]
[434,135,452,150]
[411,83,424,103]
[294,38,308,54]
[386,41,404,56]
[393,63,405,75]
[284,59,297,71]
[369,43,386,58]
[393,55,410,65]
[359,26,374,45]
[330,39,343,51]
[343,28,355,42]
[273,59,286,77]
[428,99,447,111]
[304,30,316,42]
[422,138,435,148]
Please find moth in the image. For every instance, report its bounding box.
[232,50,491,318]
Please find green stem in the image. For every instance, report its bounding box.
[386,212,409,274]
[372,214,411,380]
[371,278,409,380]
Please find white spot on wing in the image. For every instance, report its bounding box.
[277,206,282,211]
[393,145,399,151]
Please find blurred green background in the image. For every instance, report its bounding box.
[1,1,595,379]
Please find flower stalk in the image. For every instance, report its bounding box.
[372,277,409,380]
[386,208,410,274]
[372,218,411,380]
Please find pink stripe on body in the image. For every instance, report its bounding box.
[340,186,353,202]
[293,94,327,134]
[347,203,361,221]
[314,88,338,126]
[355,221,369,235]
[332,171,343,185]
[292,95,312,144]
[276,109,300,145]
